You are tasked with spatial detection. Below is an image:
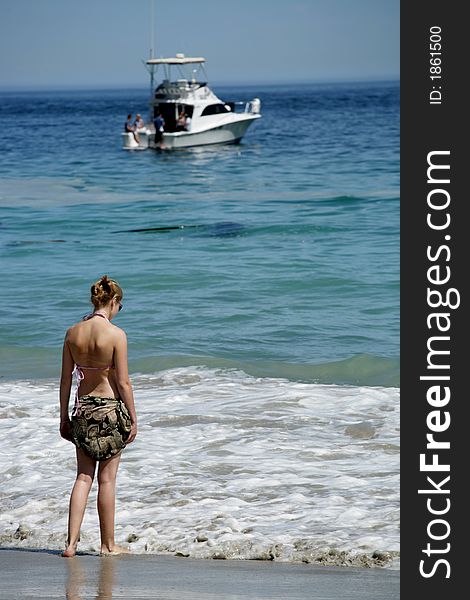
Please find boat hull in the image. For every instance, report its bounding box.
[122,110,261,151]
[157,115,260,149]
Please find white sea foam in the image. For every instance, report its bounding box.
[0,367,399,567]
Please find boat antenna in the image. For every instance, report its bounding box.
[149,0,155,59]
[147,0,156,123]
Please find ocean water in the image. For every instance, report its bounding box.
[0,81,399,566]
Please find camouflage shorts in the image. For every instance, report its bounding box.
[71,396,132,461]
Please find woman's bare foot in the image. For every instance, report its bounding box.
[62,540,78,558]
[100,544,131,556]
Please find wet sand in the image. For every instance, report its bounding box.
[0,548,398,599]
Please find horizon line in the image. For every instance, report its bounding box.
[0,76,400,93]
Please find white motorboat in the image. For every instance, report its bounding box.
[122,54,261,150]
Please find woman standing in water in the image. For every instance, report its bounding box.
[59,275,137,557]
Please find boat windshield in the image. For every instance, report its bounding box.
[146,57,207,85]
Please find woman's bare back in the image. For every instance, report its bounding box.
[66,315,121,398]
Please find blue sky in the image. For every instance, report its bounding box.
[0,0,399,89]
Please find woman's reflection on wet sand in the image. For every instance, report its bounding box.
[66,556,114,600]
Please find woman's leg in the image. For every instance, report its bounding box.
[63,448,96,557]
[97,453,129,553]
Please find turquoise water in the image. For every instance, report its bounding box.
[0,82,399,384]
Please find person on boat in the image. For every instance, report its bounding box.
[176,110,191,132]
[176,110,187,131]
[124,114,140,144]
[134,114,145,131]
[153,111,165,146]
[59,275,137,558]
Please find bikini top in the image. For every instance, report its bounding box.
[72,312,114,412]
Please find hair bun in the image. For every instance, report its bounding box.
[90,275,122,308]
[99,275,111,293]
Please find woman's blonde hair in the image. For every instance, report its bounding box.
[90,275,123,308]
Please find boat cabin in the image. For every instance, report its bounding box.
[146,55,237,132]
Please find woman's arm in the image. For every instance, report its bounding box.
[59,333,74,441]
[114,329,137,443]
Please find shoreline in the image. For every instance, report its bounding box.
[0,548,399,600]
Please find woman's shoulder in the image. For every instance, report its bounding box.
[110,325,127,350]
[65,321,81,337]
[110,323,127,339]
